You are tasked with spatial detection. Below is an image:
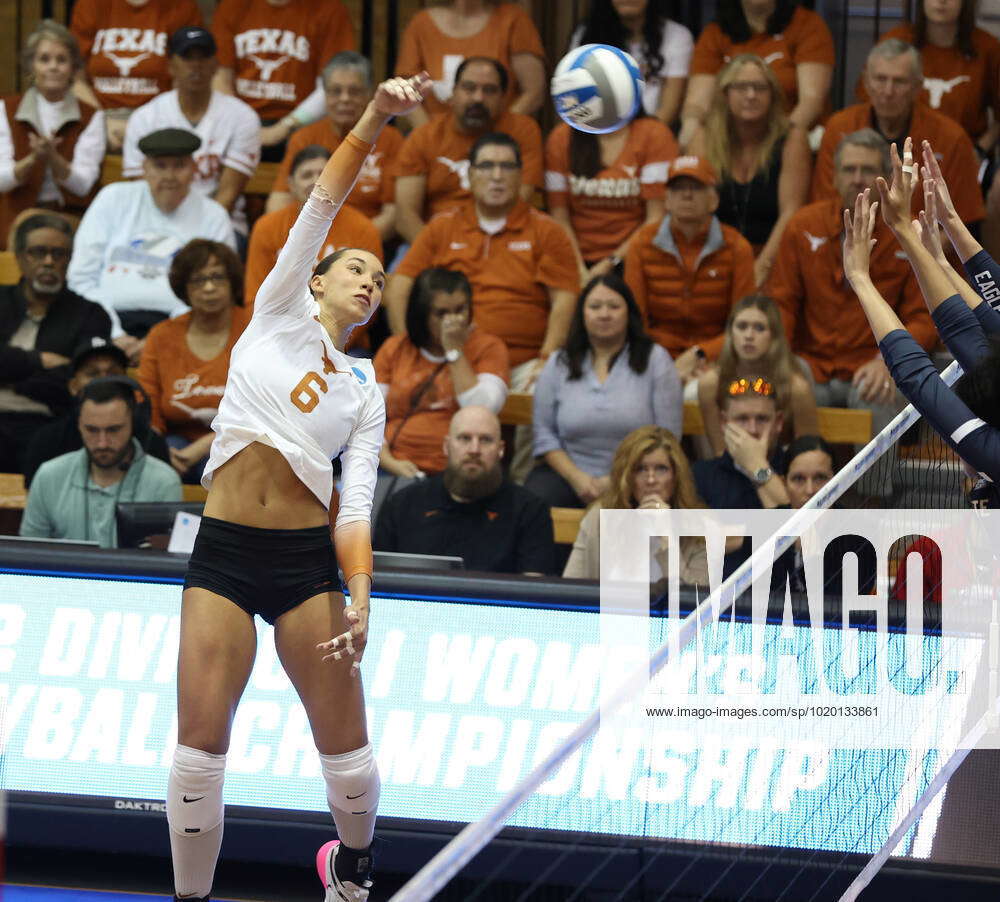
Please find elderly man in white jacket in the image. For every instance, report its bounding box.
[67,127,235,361]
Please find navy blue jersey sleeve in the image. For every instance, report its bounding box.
[973,301,1000,338]
[931,294,992,371]
[880,329,1000,483]
[963,250,1000,314]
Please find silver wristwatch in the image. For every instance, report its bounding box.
[750,465,773,486]
[445,348,461,363]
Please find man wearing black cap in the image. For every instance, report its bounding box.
[22,337,171,485]
[67,125,235,360]
[122,26,261,238]
[0,213,111,473]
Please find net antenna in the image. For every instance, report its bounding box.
[390,363,967,902]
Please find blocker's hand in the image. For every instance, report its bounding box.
[875,137,917,235]
[842,188,878,288]
[372,73,432,118]
[318,604,369,675]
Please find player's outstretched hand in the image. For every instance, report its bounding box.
[921,140,958,222]
[843,187,878,287]
[372,73,432,118]
[318,604,369,676]
[915,173,948,264]
[875,137,917,235]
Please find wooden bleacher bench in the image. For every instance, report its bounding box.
[0,251,20,285]
[501,394,873,445]
[101,155,280,197]
[0,473,27,509]
[182,484,209,503]
[550,506,585,545]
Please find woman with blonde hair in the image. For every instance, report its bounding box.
[697,294,817,455]
[688,54,811,285]
[563,425,708,585]
[0,20,105,248]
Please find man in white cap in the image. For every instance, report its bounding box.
[67,126,235,361]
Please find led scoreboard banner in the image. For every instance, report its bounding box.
[3,540,1000,898]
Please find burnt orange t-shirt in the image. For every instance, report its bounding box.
[767,198,935,382]
[690,6,834,110]
[71,0,204,109]
[545,118,677,263]
[212,0,355,121]
[810,101,986,223]
[137,306,250,442]
[394,110,543,221]
[374,329,510,472]
[857,26,1000,140]
[395,3,545,119]
[395,200,580,365]
[272,121,403,219]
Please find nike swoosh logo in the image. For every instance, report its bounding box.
[346,791,367,799]
[183,795,204,803]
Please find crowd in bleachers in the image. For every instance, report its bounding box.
[2,0,996,587]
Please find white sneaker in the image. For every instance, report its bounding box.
[316,839,373,902]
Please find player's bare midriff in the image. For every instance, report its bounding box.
[203,441,330,530]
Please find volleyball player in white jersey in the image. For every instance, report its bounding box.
[166,73,431,902]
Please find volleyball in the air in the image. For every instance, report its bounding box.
[551,44,644,134]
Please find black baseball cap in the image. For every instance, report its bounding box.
[168,26,217,57]
[71,337,129,374]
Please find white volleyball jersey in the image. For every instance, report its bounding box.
[202,189,385,528]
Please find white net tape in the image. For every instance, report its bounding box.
[390,365,967,902]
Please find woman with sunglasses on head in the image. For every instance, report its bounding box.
[168,73,430,902]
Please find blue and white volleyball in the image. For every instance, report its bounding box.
[551,44,644,135]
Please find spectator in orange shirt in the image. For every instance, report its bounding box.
[137,239,249,483]
[387,132,578,372]
[265,52,402,239]
[858,0,1000,153]
[395,0,546,127]
[394,57,543,243]
[624,155,756,387]
[210,0,355,160]
[374,267,509,509]
[812,40,985,227]
[245,145,381,350]
[768,128,935,439]
[679,0,834,146]
[545,111,677,284]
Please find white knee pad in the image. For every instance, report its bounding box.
[320,743,380,816]
[167,744,226,837]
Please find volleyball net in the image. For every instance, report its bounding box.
[389,358,1000,902]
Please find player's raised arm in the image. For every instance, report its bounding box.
[316,73,431,207]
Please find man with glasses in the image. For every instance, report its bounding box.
[393,57,543,243]
[387,132,577,387]
[811,39,983,227]
[0,213,111,473]
[67,127,235,363]
[769,129,934,436]
[624,155,756,386]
